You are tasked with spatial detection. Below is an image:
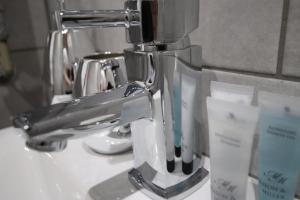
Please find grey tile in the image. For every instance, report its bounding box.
[3,0,49,50]
[0,49,45,128]
[11,49,45,79]
[10,48,46,107]
[199,69,300,196]
[0,85,33,128]
[191,0,283,74]
[282,0,300,77]
[0,86,12,128]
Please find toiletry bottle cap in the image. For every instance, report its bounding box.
[182,161,193,175]
[167,160,175,173]
[175,146,181,157]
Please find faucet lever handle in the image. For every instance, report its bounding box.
[56,9,140,30]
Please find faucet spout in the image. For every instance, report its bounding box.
[13,82,152,151]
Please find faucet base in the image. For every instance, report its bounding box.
[128,163,209,200]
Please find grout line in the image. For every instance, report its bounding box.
[43,0,52,30]
[11,47,46,53]
[275,0,290,76]
[202,65,300,83]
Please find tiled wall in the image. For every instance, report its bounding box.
[195,0,300,191]
[196,0,300,195]
[2,0,300,196]
[0,0,49,127]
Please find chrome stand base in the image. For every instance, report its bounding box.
[128,167,209,200]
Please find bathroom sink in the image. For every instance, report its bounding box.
[0,127,134,200]
[0,127,262,200]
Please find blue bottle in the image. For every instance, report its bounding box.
[173,69,182,158]
[259,91,300,200]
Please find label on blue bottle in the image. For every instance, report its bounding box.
[259,112,300,200]
[211,178,239,200]
[173,81,181,148]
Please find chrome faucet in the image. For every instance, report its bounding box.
[14,0,208,199]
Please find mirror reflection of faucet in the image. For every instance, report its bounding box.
[75,53,133,155]
[50,52,133,155]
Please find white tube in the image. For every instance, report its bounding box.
[210,81,254,105]
[181,73,197,175]
[207,97,259,200]
[258,91,300,200]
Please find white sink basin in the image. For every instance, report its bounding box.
[0,127,134,200]
[0,127,262,200]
